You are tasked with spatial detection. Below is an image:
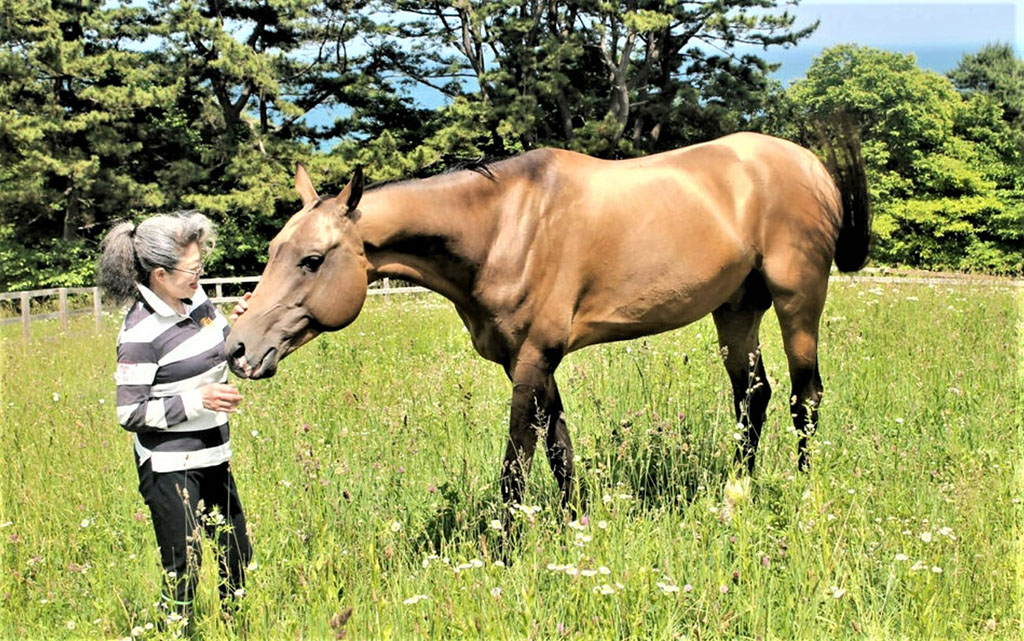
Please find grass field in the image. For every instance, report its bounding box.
[1,277,1021,640]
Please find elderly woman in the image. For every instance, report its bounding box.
[98,211,251,627]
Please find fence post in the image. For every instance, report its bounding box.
[21,291,30,340]
[58,287,69,332]
[383,277,391,293]
[93,287,102,333]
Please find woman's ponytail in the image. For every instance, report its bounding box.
[97,222,141,304]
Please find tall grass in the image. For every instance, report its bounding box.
[1,279,1020,639]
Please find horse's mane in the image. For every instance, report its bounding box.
[365,156,505,192]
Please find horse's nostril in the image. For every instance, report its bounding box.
[230,342,245,361]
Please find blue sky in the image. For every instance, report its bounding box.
[758,0,1021,83]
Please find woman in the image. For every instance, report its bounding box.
[98,211,251,627]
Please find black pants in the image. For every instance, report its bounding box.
[136,460,253,613]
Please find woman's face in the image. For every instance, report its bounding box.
[151,241,204,302]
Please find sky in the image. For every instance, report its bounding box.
[758,0,1021,84]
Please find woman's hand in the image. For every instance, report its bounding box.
[201,383,243,413]
[228,292,252,323]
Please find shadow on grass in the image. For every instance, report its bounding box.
[412,481,502,556]
[584,417,735,510]
[409,417,740,558]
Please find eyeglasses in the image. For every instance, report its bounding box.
[169,265,206,278]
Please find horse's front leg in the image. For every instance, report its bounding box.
[543,381,578,517]
[500,345,563,513]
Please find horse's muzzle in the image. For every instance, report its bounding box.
[226,339,278,380]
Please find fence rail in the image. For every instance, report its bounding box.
[2,270,1019,340]
[0,276,430,339]
[0,287,104,339]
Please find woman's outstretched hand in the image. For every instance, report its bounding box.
[229,292,252,323]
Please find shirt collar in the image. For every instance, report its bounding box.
[136,282,205,318]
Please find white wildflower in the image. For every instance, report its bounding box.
[724,477,751,507]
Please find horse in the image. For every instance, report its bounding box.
[225,131,870,514]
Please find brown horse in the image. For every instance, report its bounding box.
[226,131,870,512]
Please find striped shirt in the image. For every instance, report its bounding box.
[115,283,233,472]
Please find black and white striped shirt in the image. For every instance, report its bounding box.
[115,284,233,472]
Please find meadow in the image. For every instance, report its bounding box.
[1,276,1021,640]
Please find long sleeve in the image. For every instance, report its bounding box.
[115,340,204,432]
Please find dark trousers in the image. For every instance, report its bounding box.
[137,460,253,613]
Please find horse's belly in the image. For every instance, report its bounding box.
[567,266,750,351]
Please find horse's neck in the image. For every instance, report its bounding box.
[357,177,498,306]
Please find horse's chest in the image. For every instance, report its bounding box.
[454,307,512,366]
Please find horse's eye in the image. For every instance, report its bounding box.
[299,255,324,273]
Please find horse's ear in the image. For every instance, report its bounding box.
[295,163,319,207]
[336,165,364,215]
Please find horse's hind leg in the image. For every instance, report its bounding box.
[771,282,827,472]
[712,273,772,474]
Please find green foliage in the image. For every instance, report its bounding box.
[372,0,812,157]
[0,0,412,289]
[0,225,96,289]
[948,42,1024,128]
[783,45,1024,274]
[3,4,1023,287]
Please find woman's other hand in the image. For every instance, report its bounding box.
[201,383,243,413]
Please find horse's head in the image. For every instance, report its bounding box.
[226,164,367,379]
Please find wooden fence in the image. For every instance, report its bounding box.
[0,276,429,339]
[0,287,105,340]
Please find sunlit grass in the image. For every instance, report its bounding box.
[1,279,1020,639]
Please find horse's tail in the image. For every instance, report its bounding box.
[817,119,872,273]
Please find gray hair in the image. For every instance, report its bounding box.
[97,211,216,303]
